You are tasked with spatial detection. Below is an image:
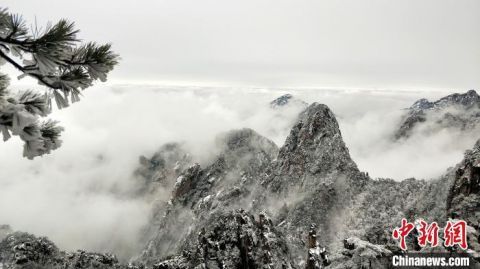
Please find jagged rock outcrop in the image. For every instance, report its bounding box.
[395,89,480,139]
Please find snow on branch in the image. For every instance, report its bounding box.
[0,8,119,158]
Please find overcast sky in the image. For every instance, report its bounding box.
[3,0,480,89]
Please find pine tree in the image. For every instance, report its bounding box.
[0,8,118,159]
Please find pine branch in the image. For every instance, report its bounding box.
[0,8,119,159]
[0,48,59,89]
[0,10,119,105]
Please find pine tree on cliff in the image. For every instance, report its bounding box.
[0,8,118,158]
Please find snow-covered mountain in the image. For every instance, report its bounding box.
[395,89,480,139]
[1,94,479,268]
[270,94,308,109]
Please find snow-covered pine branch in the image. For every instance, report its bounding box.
[0,8,119,159]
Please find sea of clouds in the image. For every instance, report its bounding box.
[0,84,477,259]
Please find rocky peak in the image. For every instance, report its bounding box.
[410,98,434,111]
[265,103,361,191]
[270,93,308,109]
[435,89,479,109]
[168,128,278,205]
[280,103,342,154]
[396,89,480,139]
[249,103,369,267]
[409,89,480,112]
[135,128,278,206]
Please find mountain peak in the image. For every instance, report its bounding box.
[265,103,362,191]
[435,89,480,108]
[410,98,433,111]
[280,103,340,154]
[467,89,478,95]
[409,89,480,112]
[270,93,308,108]
[396,89,480,139]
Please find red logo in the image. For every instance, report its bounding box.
[392,219,468,251]
[444,220,468,249]
[392,218,415,250]
[417,220,439,248]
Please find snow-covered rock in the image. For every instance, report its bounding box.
[0,232,132,269]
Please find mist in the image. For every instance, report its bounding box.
[0,85,478,259]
